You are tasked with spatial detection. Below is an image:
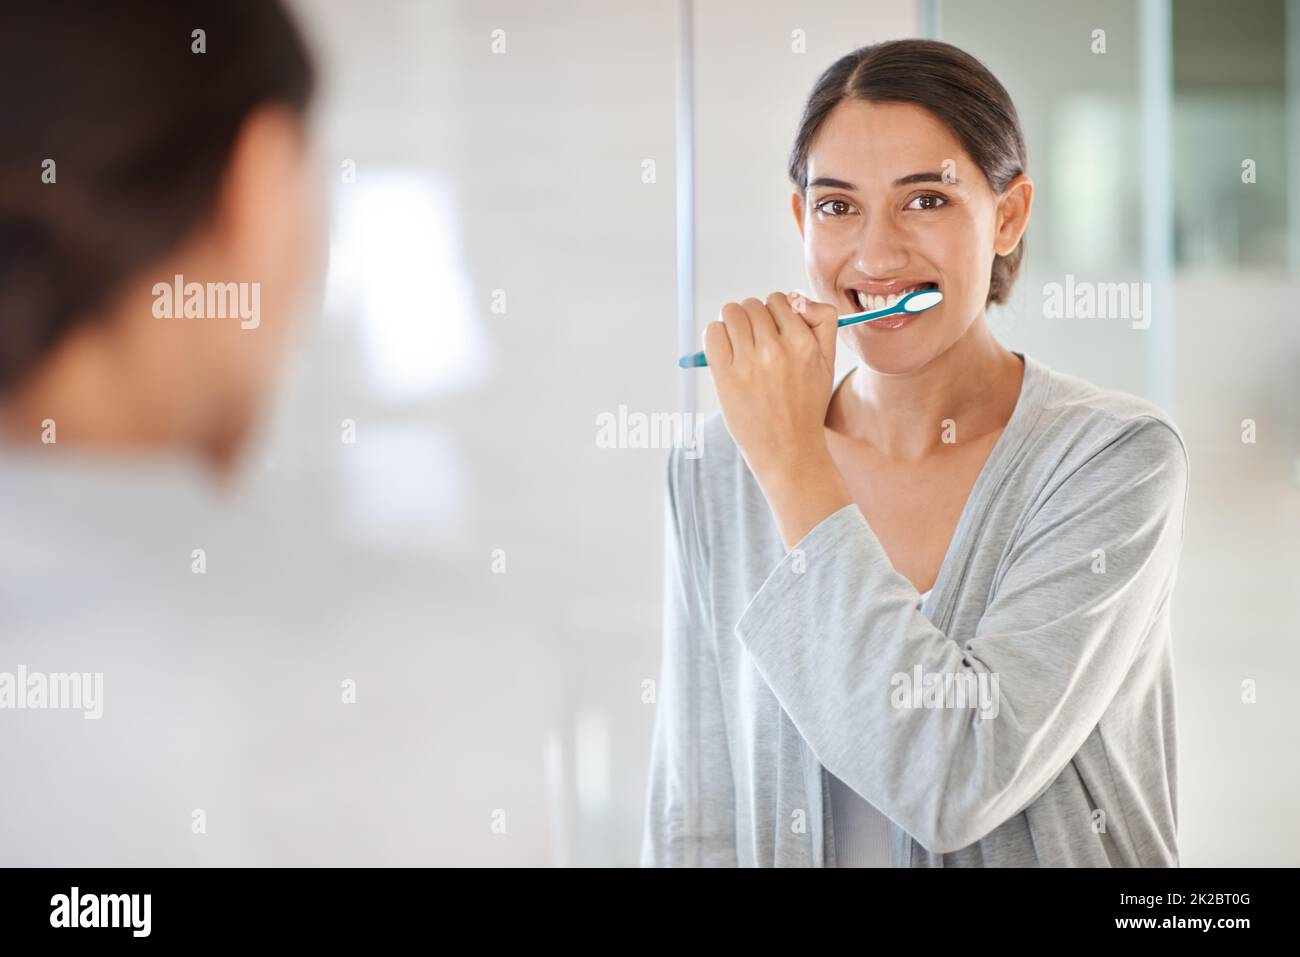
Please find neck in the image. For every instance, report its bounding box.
[0,322,234,474]
[827,313,1024,462]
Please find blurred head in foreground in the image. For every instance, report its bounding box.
[0,0,321,473]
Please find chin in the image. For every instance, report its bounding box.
[840,330,936,377]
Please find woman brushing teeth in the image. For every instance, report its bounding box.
[700,87,1030,561]
[643,40,1190,869]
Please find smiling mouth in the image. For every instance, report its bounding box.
[849,282,938,313]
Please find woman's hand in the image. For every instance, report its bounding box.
[703,291,853,549]
[704,291,836,474]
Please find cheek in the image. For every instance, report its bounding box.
[803,227,847,299]
[926,216,993,305]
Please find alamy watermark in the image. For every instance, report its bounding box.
[0,666,103,719]
[595,405,706,459]
[1042,274,1152,329]
[890,665,999,720]
[152,273,260,329]
[50,887,150,937]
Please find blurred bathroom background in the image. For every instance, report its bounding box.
[8,0,1294,865]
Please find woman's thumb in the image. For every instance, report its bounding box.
[789,291,838,365]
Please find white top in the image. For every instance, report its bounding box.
[827,586,933,867]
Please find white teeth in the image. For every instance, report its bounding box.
[853,286,927,312]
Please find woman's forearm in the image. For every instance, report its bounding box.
[750,443,853,553]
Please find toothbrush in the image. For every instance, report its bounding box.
[677,288,944,368]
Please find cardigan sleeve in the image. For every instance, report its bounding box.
[640,448,739,866]
[732,415,1190,855]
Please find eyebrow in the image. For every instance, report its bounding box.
[807,171,957,191]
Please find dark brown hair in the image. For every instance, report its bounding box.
[788,39,1027,305]
[0,0,316,393]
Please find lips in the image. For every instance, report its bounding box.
[845,281,939,313]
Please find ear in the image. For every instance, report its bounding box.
[210,105,307,272]
[791,190,806,241]
[993,173,1032,256]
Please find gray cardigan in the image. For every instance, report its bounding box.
[640,352,1190,866]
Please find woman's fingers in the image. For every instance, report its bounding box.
[719,302,753,363]
[788,290,809,319]
[739,297,780,347]
[790,292,840,369]
[702,318,733,367]
[712,292,834,369]
[764,291,801,336]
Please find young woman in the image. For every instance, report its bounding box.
[641,39,1190,867]
[0,0,322,864]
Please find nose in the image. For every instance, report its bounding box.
[852,209,909,277]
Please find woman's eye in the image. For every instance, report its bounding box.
[815,199,855,217]
[907,193,947,211]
